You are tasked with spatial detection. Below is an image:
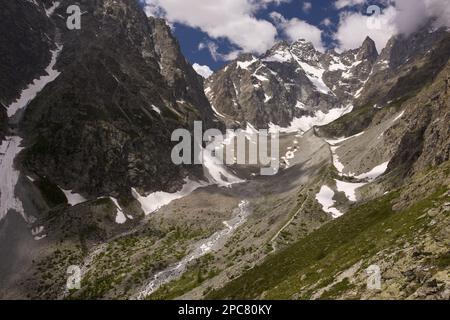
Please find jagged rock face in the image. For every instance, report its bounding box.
[356,27,450,108]
[17,0,214,197]
[205,37,379,128]
[322,37,378,102]
[387,59,450,176]
[0,0,55,105]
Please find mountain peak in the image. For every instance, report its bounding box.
[357,36,378,62]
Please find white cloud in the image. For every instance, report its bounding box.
[192,63,214,78]
[270,12,325,52]
[334,0,450,52]
[302,2,312,13]
[334,6,397,52]
[321,18,333,26]
[198,41,241,62]
[393,0,450,35]
[334,0,366,10]
[144,0,290,55]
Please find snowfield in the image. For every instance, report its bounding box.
[7,46,62,118]
[270,104,354,134]
[315,185,343,218]
[0,46,63,222]
[132,179,208,215]
[0,137,25,221]
[60,188,87,206]
[335,179,366,202]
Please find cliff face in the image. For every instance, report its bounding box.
[12,0,214,197]
[0,0,54,106]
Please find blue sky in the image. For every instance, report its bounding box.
[172,0,342,70]
[141,0,449,73]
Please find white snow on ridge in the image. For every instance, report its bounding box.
[0,45,63,223]
[335,179,366,202]
[192,63,213,79]
[263,49,293,63]
[151,105,161,115]
[392,110,405,122]
[60,188,87,206]
[295,101,306,109]
[7,45,62,118]
[315,185,343,218]
[110,197,127,224]
[132,178,208,215]
[237,57,257,70]
[271,104,353,134]
[325,131,365,146]
[354,161,390,182]
[132,132,245,216]
[254,74,269,82]
[294,58,332,94]
[202,146,245,187]
[210,104,226,118]
[330,146,345,174]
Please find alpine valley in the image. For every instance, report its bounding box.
[0,0,449,300]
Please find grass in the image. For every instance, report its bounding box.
[146,254,219,300]
[207,184,448,300]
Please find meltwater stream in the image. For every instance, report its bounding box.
[136,200,250,299]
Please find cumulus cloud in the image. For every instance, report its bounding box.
[192,63,214,78]
[334,6,397,52]
[392,0,450,35]
[270,12,325,51]
[334,0,450,52]
[334,0,366,10]
[144,0,289,55]
[198,41,241,62]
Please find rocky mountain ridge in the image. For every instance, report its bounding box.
[205,35,379,129]
[4,0,216,200]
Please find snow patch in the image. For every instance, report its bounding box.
[151,104,161,115]
[109,197,127,224]
[294,58,332,94]
[270,104,353,134]
[315,186,343,218]
[237,57,257,70]
[263,49,292,63]
[0,137,25,221]
[335,179,366,202]
[132,179,207,215]
[60,188,87,206]
[325,131,365,146]
[392,110,405,122]
[354,161,390,182]
[7,45,62,118]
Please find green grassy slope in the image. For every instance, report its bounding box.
[207,164,450,300]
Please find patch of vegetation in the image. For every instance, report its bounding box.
[207,184,448,300]
[319,278,354,300]
[434,252,450,269]
[147,254,219,300]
